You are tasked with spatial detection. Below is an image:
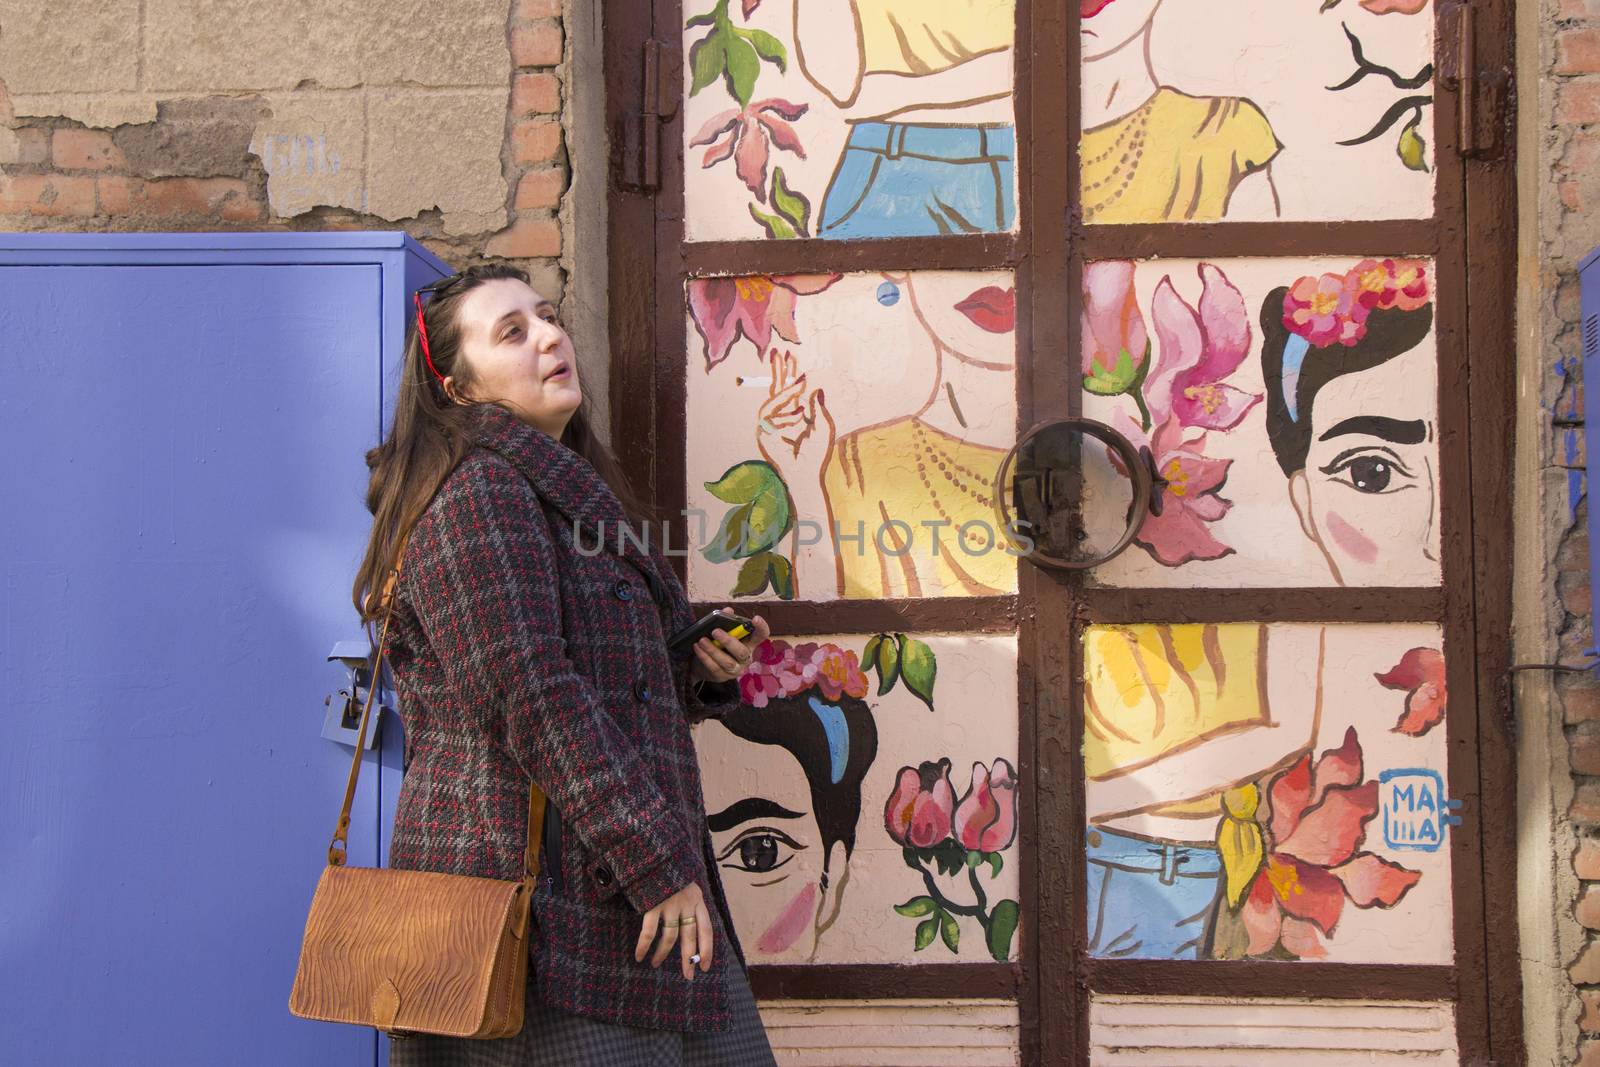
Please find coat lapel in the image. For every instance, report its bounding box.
[470,404,670,604]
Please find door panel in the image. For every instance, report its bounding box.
[0,264,383,1065]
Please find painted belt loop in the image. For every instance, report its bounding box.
[979,125,990,160]
[1158,842,1180,886]
[886,123,906,161]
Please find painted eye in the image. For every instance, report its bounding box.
[717,826,804,874]
[1319,450,1415,495]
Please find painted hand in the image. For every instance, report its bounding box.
[755,350,834,488]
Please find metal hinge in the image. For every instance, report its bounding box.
[1440,1,1507,159]
[626,39,681,191]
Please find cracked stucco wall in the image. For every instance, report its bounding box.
[0,0,602,381]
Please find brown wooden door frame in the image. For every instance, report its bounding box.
[604,0,1522,1062]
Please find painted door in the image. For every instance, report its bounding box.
[612,0,1516,1063]
[0,240,424,1065]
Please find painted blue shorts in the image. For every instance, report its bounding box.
[1085,826,1223,960]
[818,123,1016,239]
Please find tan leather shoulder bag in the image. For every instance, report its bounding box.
[288,568,546,1040]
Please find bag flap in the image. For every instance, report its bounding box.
[289,865,527,1037]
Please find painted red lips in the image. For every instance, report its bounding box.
[954,286,1017,334]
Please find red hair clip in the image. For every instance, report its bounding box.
[413,290,446,385]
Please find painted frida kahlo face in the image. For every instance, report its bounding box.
[1289,342,1439,586]
[697,720,842,961]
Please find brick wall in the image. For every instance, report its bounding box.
[0,0,571,305]
[1545,0,1600,1063]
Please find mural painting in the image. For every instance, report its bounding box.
[684,0,1017,240]
[685,269,1019,601]
[696,633,1022,964]
[1080,256,1440,587]
[1083,621,1452,963]
[1080,0,1435,222]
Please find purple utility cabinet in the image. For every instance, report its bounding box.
[0,232,447,1065]
[1583,245,1600,653]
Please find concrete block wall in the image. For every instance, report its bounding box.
[0,0,570,304]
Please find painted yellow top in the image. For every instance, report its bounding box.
[821,417,1015,598]
[1083,623,1270,802]
[856,0,1015,75]
[1080,88,1280,224]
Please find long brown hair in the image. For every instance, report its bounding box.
[352,263,653,623]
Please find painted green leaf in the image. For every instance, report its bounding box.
[988,852,1004,879]
[1398,120,1429,173]
[874,632,901,695]
[893,895,938,918]
[965,850,982,870]
[705,460,776,504]
[1319,0,1343,10]
[903,846,923,872]
[863,634,884,667]
[689,34,726,97]
[932,839,966,877]
[898,635,937,711]
[732,552,773,597]
[703,502,754,564]
[768,553,795,600]
[748,203,798,239]
[742,27,788,71]
[771,167,811,237]
[914,916,938,951]
[987,899,1020,962]
[723,36,761,106]
[939,910,960,953]
[685,11,718,29]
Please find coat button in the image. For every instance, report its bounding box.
[634,680,652,703]
[594,865,614,887]
[614,580,634,601]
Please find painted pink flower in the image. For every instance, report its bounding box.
[1352,258,1431,312]
[1144,265,1260,432]
[815,645,870,702]
[885,758,957,849]
[953,759,1017,852]
[1359,0,1428,13]
[689,98,808,201]
[1376,647,1447,736]
[1134,417,1235,566]
[1081,260,1149,398]
[688,273,840,369]
[1283,271,1373,347]
[1240,728,1423,959]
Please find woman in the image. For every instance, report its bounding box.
[351,263,779,1065]
[754,271,1018,598]
[1080,0,1281,222]
[793,0,1016,237]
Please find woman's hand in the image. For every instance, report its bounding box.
[635,881,714,979]
[690,609,771,684]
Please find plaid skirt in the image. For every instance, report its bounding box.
[386,958,776,1067]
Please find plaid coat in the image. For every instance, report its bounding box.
[384,402,745,1033]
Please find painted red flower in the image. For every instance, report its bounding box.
[1376,647,1447,736]
[816,644,870,703]
[1284,270,1373,348]
[886,758,957,849]
[689,98,808,201]
[953,759,1018,852]
[1081,260,1149,398]
[1239,728,1423,958]
[1132,417,1235,566]
[688,273,840,369]
[1352,258,1431,312]
[1145,265,1260,432]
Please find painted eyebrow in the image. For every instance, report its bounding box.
[707,797,806,833]
[1317,416,1427,445]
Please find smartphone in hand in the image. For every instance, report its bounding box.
[668,610,753,654]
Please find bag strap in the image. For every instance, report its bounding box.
[327,563,545,891]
